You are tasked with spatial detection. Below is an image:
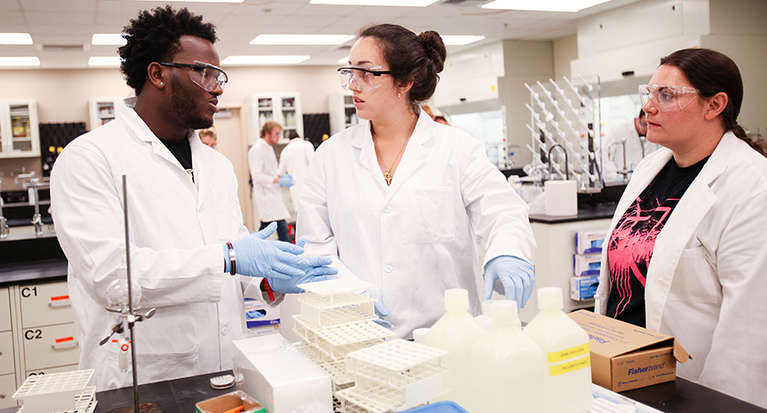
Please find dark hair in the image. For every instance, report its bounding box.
[119,6,217,94]
[359,24,446,105]
[660,48,764,156]
[288,131,301,140]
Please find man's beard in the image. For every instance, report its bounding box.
[170,76,213,130]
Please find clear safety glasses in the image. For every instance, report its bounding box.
[159,60,229,92]
[638,84,699,112]
[337,65,394,92]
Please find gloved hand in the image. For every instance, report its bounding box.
[370,291,391,329]
[482,255,535,309]
[278,174,294,188]
[225,223,308,282]
[264,234,338,294]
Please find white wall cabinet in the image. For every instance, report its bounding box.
[88,97,126,131]
[432,42,504,109]
[0,99,39,159]
[328,92,358,136]
[245,93,303,146]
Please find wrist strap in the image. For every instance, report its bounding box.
[261,278,275,302]
[226,242,236,276]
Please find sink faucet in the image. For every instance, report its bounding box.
[0,178,8,239]
[23,178,50,237]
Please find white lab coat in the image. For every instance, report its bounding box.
[50,99,249,391]
[297,111,535,338]
[248,139,290,223]
[595,132,767,408]
[278,138,315,212]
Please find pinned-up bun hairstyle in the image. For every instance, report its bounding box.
[359,24,446,104]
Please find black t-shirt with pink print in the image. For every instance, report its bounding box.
[606,155,709,327]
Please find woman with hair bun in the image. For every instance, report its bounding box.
[297,24,536,338]
[595,48,767,407]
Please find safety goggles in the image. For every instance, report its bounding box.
[159,60,228,92]
[638,84,699,112]
[337,65,394,92]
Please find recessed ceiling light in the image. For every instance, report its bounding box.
[441,35,486,46]
[482,0,611,12]
[0,57,40,67]
[309,0,438,6]
[250,34,354,46]
[222,55,311,65]
[138,0,244,3]
[88,56,121,67]
[0,33,33,45]
[92,33,127,46]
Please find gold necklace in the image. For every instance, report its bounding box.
[373,133,409,186]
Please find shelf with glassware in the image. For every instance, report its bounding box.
[329,92,359,136]
[0,100,40,159]
[245,94,304,146]
[88,97,127,131]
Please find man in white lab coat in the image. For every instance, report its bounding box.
[248,121,292,241]
[278,131,315,216]
[49,6,334,391]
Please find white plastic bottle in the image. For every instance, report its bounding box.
[468,300,545,413]
[524,287,592,413]
[424,289,483,408]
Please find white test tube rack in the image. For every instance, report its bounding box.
[292,278,394,391]
[13,369,97,413]
[335,339,447,413]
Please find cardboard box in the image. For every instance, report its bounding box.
[568,310,689,392]
[573,253,602,277]
[195,391,266,413]
[575,230,606,255]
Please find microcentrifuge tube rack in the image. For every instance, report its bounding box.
[293,278,393,392]
[13,369,97,413]
[336,339,448,413]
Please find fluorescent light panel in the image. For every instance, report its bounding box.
[92,33,126,46]
[0,33,33,45]
[0,57,40,67]
[441,35,485,46]
[138,0,244,3]
[250,34,354,46]
[309,0,438,6]
[482,0,611,12]
[222,55,310,65]
[89,56,121,67]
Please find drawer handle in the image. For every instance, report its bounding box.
[51,336,78,350]
[48,295,71,308]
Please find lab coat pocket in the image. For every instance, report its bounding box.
[670,245,721,304]
[416,186,456,243]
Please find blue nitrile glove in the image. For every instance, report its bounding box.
[482,255,535,309]
[266,235,338,294]
[225,222,308,281]
[278,174,294,188]
[370,291,391,329]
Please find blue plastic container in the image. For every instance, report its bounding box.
[398,401,468,413]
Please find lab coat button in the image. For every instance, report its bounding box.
[384,264,393,273]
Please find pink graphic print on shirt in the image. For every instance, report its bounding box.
[607,196,678,318]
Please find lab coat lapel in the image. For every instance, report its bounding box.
[352,119,388,192]
[644,135,730,331]
[383,111,434,206]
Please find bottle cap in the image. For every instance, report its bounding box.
[482,300,520,328]
[538,287,563,311]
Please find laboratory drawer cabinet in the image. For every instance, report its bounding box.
[0,288,10,331]
[0,331,14,375]
[22,323,79,371]
[25,363,78,379]
[0,373,16,408]
[19,281,74,328]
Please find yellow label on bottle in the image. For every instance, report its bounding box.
[549,355,591,376]
[547,343,590,363]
